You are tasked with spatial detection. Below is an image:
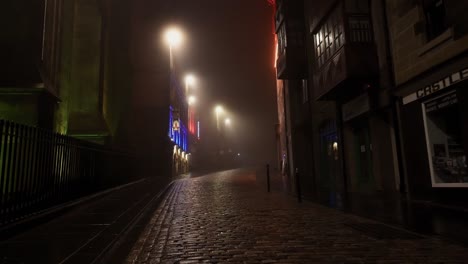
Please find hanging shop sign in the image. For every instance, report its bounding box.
[403,67,468,105]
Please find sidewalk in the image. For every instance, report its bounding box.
[126,168,468,263]
[0,176,173,264]
[257,166,468,245]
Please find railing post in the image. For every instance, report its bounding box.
[266,164,270,193]
[295,168,302,203]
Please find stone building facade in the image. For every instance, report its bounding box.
[274,0,401,208]
[272,0,468,230]
[387,0,468,201]
[0,0,189,178]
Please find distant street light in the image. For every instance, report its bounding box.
[188,95,196,105]
[185,74,196,94]
[215,105,224,114]
[224,118,231,126]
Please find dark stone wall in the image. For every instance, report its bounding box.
[0,1,43,85]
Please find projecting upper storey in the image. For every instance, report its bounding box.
[308,0,379,100]
[275,0,307,80]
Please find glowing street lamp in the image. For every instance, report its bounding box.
[188,95,196,105]
[224,118,231,126]
[215,105,224,114]
[185,74,196,95]
[165,27,183,48]
[164,27,183,69]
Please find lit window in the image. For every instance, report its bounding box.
[278,25,287,54]
[314,7,344,68]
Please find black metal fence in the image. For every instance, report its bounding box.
[0,120,137,227]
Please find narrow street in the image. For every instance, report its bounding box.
[3,1,468,263]
[125,169,468,263]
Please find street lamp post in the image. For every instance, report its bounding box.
[224,117,232,157]
[214,105,224,167]
[215,105,224,132]
[164,27,184,174]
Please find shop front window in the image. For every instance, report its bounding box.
[423,91,468,186]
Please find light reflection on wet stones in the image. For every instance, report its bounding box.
[126,169,468,263]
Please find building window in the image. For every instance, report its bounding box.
[278,24,287,55]
[287,19,304,47]
[348,16,372,42]
[313,8,344,69]
[422,91,468,187]
[424,0,447,41]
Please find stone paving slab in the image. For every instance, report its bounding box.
[0,178,169,264]
[125,169,468,264]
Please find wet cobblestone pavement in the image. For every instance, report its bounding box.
[125,169,468,263]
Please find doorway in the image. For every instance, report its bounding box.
[319,120,341,206]
[353,120,374,191]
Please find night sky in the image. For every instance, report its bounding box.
[169,0,278,166]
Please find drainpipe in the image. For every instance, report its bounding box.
[381,0,411,200]
[336,100,348,210]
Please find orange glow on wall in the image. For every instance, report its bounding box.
[268,0,277,69]
[274,35,278,68]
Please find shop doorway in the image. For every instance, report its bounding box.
[319,120,341,205]
[353,120,374,191]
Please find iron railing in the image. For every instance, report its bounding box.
[0,120,137,227]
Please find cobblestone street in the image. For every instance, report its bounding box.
[125,169,468,263]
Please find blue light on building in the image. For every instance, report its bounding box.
[169,105,188,152]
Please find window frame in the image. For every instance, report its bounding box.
[423,0,448,41]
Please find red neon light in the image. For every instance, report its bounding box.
[267,0,277,68]
[188,109,196,134]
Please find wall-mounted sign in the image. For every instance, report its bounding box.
[403,67,468,105]
[342,93,370,122]
[173,120,180,131]
[424,92,458,113]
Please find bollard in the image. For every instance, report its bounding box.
[266,164,271,193]
[295,168,302,203]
